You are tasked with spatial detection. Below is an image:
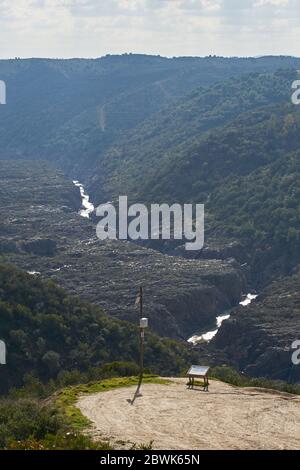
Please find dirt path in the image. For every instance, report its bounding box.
[76,378,300,450]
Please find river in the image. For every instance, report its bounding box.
[73,180,94,218]
[72,179,257,346]
[187,293,258,345]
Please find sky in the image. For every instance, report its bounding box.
[0,0,299,59]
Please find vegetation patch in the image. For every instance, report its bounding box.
[211,366,300,395]
[0,262,197,394]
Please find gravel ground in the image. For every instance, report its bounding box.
[77,378,300,450]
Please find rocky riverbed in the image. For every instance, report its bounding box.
[0,160,246,339]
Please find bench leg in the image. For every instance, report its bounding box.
[204,377,209,392]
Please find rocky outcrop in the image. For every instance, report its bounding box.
[203,269,300,383]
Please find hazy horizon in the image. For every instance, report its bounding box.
[1,53,300,61]
[0,1,299,59]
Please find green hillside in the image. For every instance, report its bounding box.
[89,69,298,203]
[0,263,195,394]
[1,56,300,174]
[208,149,300,279]
[149,103,300,279]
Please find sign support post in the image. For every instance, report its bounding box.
[131,287,148,403]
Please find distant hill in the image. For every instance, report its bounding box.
[89,69,297,203]
[1,55,300,174]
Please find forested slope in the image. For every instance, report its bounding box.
[1,55,300,174]
[89,69,298,203]
[0,263,196,394]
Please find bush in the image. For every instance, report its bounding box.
[211,366,300,395]
[211,366,246,386]
[7,433,112,450]
[0,399,65,449]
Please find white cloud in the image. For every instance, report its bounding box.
[255,0,289,6]
[0,0,299,58]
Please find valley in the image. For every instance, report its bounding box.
[1,0,300,452]
[0,54,299,390]
[0,160,245,340]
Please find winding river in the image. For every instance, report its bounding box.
[72,179,258,346]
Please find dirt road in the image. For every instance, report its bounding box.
[76,378,300,450]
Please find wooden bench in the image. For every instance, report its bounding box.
[187,365,210,391]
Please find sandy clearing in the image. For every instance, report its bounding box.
[76,378,300,450]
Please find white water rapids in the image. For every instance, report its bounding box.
[188,293,258,345]
[73,180,94,218]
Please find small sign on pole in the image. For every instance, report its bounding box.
[140,318,148,329]
[0,340,6,365]
[0,81,6,105]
